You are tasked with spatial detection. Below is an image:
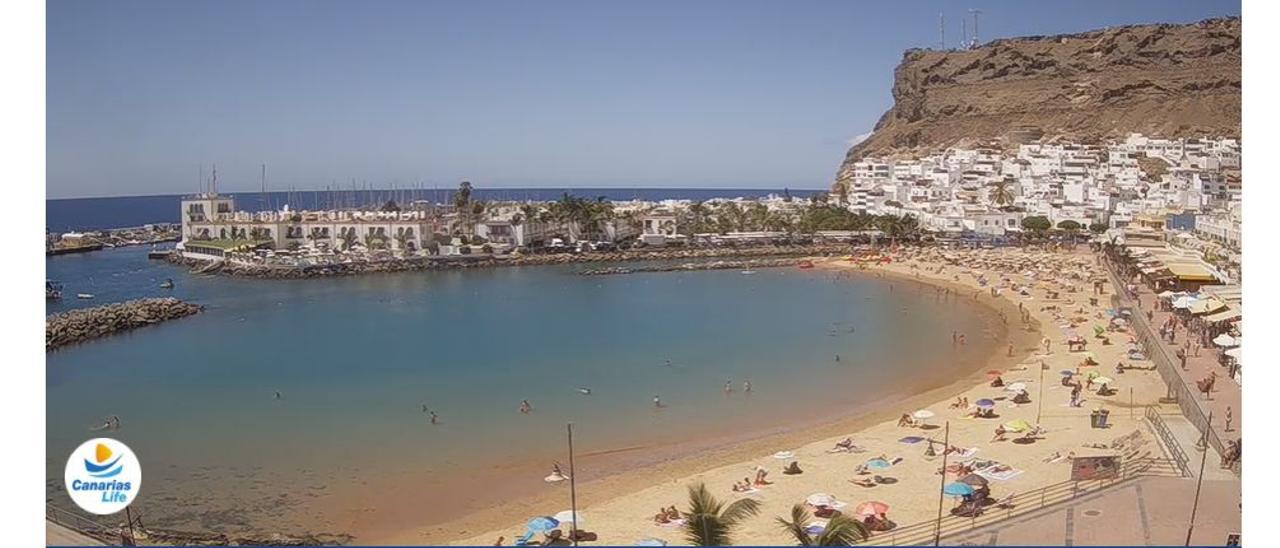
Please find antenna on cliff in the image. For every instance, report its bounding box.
[969,8,983,48]
[961,18,968,50]
[211,164,218,195]
[260,164,268,212]
[938,12,945,50]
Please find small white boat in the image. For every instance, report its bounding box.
[741,270,757,275]
[76,293,95,299]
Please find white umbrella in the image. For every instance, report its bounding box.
[1225,348,1242,360]
[1172,296,1197,309]
[1005,382,1028,392]
[1213,334,1239,348]
[912,409,936,420]
[554,510,584,525]
[806,493,837,507]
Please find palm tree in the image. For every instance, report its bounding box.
[338,229,358,251]
[682,483,761,546]
[988,179,1015,209]
[775,505,869,546]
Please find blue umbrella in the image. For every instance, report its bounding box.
[943,482,975,497]
[1060,370,1075,376]
[866,458,892,470]
[898,436,926,444]
[635,539,668,547]
[526,516,560,533]
[975,399,996,408]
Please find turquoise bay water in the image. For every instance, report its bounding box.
[46,247,996,536]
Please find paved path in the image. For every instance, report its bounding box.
[945,476,1240,546]
[1105,256,1240,467]
[47,520,105,546]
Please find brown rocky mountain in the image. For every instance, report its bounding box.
[834,17,1240,186]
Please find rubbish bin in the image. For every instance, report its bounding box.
[1090,409,1110,429]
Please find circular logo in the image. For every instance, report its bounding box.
[63,438,141,515]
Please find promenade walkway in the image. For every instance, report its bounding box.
[1103,255,1240,473]
[46,520,106,546]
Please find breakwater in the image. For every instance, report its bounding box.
[46,297,203,351]
[165,244,849,279]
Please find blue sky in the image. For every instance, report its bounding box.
[47,0,1240,198]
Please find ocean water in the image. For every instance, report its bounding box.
[46,247,996,538]
[45,187,822,231]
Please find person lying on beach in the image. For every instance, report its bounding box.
[989,376,1005,387]
[828,437,864,453]
[783,461,803,475]
[849,478,876,488]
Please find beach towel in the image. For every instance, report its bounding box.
[514,530,535,546]
[977,467,1024,481]
[657,518,686,528]
[949,447,979,459]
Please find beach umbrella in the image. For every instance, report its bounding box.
[806,493,838,507]
[526,516,560,533]
[853,501,890,517]
[1225,348,1242,360]
[943,482,976,497]
[634,538,668,546]
[958,474,989,487]
[1213,334,1239,348]
[865,457,893,470]
[975,399,996,409]
[804,522,826,535]
[553,510,584,525]
[898,436,926,444]
[1092,376,1114,386]
[1172,296,1197,309]
[1003,419,1033,432]
[912,409,936,420]
[1059,370,1075,377]
[986,370,1003,376]
[1004,382,1027,392]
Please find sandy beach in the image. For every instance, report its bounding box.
[350,245,1182,546]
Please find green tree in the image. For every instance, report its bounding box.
[1057,220,1082,231]
[1089,222,1109,234]
[1022,215,1052,232]
[775,504,870,546]
[988,179,1015,208]
[682,483,761,546]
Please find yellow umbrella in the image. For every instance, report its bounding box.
[1003,419,1033,433]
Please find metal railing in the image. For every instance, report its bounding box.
[46,504,134,546]
[1102,257,1240,476]
[1145,406,1193,477]
[863,457,1181,546]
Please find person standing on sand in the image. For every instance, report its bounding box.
[430,411,439,425]
[653,395,662,408]
[724,380,733,394]
[494,536,504,546]
[743,379,752,393]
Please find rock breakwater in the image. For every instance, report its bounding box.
[46,298,204,351]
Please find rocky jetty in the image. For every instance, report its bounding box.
[579,257,803,276]
[836,16,1240,183]
[46,298,203,351]
[168,244,849,280]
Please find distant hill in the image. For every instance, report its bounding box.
[834,17,1240,186]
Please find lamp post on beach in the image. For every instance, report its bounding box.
[567,423,579,546]
[933,421,950,546]
[1184,411,1212,547]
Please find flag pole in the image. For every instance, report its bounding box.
[1184,411,1212,546]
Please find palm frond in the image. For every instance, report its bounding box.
[775,504,814,546]
[814,513,871,546]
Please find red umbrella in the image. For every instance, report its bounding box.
[986,370,1003,376]
[853,501,890,517]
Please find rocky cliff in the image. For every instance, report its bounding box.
[835,17,1240,185]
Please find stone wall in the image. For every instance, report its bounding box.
[46,298,204,351]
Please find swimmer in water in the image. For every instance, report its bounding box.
[724,381,733,394]
[421,403,429,413]
[653,395,662,408]
[664,359,672,367]
[430,411,439,425]
[743,379,752,393]
[520,400,532,414]
[835,354,841,362]
[274,391,282,400]
[578,387,591,395]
